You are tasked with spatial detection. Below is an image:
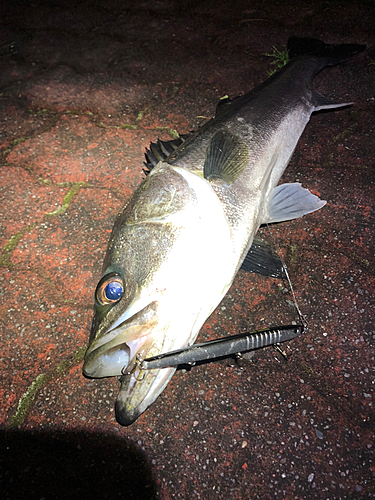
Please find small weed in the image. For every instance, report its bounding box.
[12,137,26,146]
[289,244,298,263]
[153,126,180,139]
[265,47,289,76]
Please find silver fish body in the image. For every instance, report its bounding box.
[82,38,365,425]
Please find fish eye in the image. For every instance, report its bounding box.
[96,273,124,306]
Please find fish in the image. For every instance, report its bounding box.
[82,37,365,425]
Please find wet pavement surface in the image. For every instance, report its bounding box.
[0,1,374,498]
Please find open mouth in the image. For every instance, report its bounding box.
[82,301,159,378]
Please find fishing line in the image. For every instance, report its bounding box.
[281,261,308,329]
[264,223,308,330]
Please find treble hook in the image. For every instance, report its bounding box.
[120,353,146,381]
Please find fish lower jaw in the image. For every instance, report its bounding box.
[115,366,176,426]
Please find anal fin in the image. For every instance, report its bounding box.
[263,183,326,224]
[312,91,353,112]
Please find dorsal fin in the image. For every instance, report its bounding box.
[203,129,249,185]
[215,94,242,117]
[287,36,366,66]
[215,96,232,117]
[143,135,188,175]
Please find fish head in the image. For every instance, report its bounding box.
[82,162,232,424]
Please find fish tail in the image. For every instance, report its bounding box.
[287,36,366,66]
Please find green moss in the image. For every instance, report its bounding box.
[135,103,154,124]
[1,181,88,266]
[2,147,12,157]
[55,358,71,374]
[38,177,53,185]
[350,252,370,268]
[332,123,357,143]
[136,110,145,122]
[0,224,36,267]
[1,137,28,160]
[12,137,27,146]
[1,181,89,266]
[8,373,52,428]
[29,108,48,116]
[73,345,87,362]
[301,362,314,377]
[62,110,95,117]
[46,182,87,216]
[8,345,89,428]
[119,123,137,130]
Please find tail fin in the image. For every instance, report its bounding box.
[287,36,366,65]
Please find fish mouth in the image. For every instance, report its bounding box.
[82,301,159,378]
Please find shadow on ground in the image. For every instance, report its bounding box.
[1,428,158,500]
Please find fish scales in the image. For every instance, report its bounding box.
[166,60,323,272]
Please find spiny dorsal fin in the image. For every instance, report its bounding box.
[203,129,249,185]
[143,135,188,175]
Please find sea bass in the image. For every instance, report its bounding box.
[83,37,365,425]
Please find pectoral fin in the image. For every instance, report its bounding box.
[203,129,249,185]
[263,183,326,224]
